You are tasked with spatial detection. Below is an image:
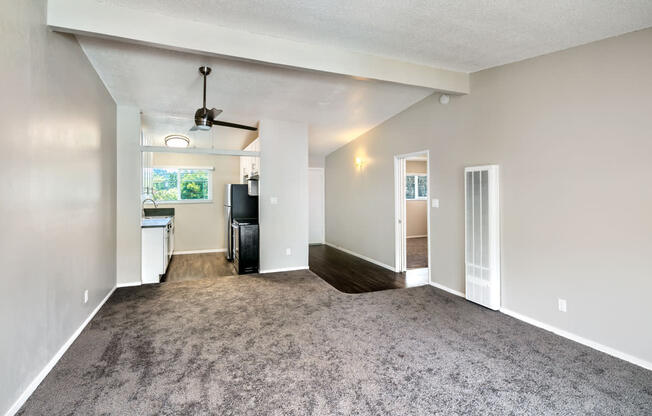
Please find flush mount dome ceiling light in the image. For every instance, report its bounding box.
[164,134,190,148]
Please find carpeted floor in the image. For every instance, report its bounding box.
[407,237,428,269]
[19,271,651,415]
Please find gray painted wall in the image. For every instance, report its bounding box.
[325,29,652,364]
[309,154,325,168]
[116,106,142,286]
[0,1,117,413]
[259,119,309,271]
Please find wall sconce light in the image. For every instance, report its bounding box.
[355,157,365,169]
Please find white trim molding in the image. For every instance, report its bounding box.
[260,266,309,274]
[500,308,652,371]
[173,248,226,255]
[5,286,116,416]
[429,281,465,298]
[430,282,652,370]
[140,146,259,157]
[116,281,141,288]
[406,235,427,239]
[325,242,397,272]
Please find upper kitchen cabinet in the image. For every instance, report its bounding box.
[240,137,260,183]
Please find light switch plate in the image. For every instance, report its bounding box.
[432,198,439,208]
[270,197,278,205]
[285,248,291,256]
[558,298,567,312]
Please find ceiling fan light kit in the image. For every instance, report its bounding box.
[190,66,257,132]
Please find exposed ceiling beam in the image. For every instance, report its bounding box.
[140,146,259,157]
[47,0,469,94]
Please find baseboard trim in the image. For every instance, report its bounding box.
[324,242,397,272]
[429,281,465,298]
[260,266,309,274]
[5,286,116,416]
[406,235,427,239]
[500,307,652,371]
[116,281,141,288]
[173,248,226,255]
[428,282,652,370]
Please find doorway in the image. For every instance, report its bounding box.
[394,151,430,285]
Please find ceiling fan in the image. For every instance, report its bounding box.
[190,66,257,132]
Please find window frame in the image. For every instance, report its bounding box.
[406,173,428,201]
[151,166,214,204]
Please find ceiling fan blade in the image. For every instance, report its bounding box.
[212,120,258,131]
[209,108,223,119]
[189,125,199,131]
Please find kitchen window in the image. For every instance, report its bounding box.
[151,167,213,203]
[406,174,427,200]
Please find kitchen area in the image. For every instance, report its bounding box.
[140,126,262,284]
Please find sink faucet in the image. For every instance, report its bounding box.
[142,198,158,210]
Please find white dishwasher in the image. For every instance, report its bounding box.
[141,217,174,284]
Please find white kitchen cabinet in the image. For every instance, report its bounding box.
[240,137,260,183]
[141,218,174,284]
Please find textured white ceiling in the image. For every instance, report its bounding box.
[79,36,432,156]
[106,0,652,72]
[140,112,257,150]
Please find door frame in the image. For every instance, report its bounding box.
[394,150,431,283]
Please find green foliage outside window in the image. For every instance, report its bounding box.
[152,168,210,202]
[406,174,427,200]
[405,176,416,199]
[180,170,209,200]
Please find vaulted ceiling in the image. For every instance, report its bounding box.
[73,1,652,156]
[79,36,433,155]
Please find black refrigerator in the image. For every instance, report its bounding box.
[224,184,258,261]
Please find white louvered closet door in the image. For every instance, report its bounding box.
[464,165,500,310]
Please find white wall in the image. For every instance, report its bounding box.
[259,119,309,272]
[0,1,117,414]
[152,153,241,252]
[116,106,141,286]
[325,29,652,366]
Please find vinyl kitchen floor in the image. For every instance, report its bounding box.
[164,252,236,283]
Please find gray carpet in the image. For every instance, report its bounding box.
[19,271,651,415]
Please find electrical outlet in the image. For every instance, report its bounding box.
[558,298,567,312]
[84,290,89,304]
[285,248,291,256]
[270,197,278,205]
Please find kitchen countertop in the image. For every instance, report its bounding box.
[141,216,173,228]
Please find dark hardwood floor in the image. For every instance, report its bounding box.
[309,244,426,293]
[406,237,428,269]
